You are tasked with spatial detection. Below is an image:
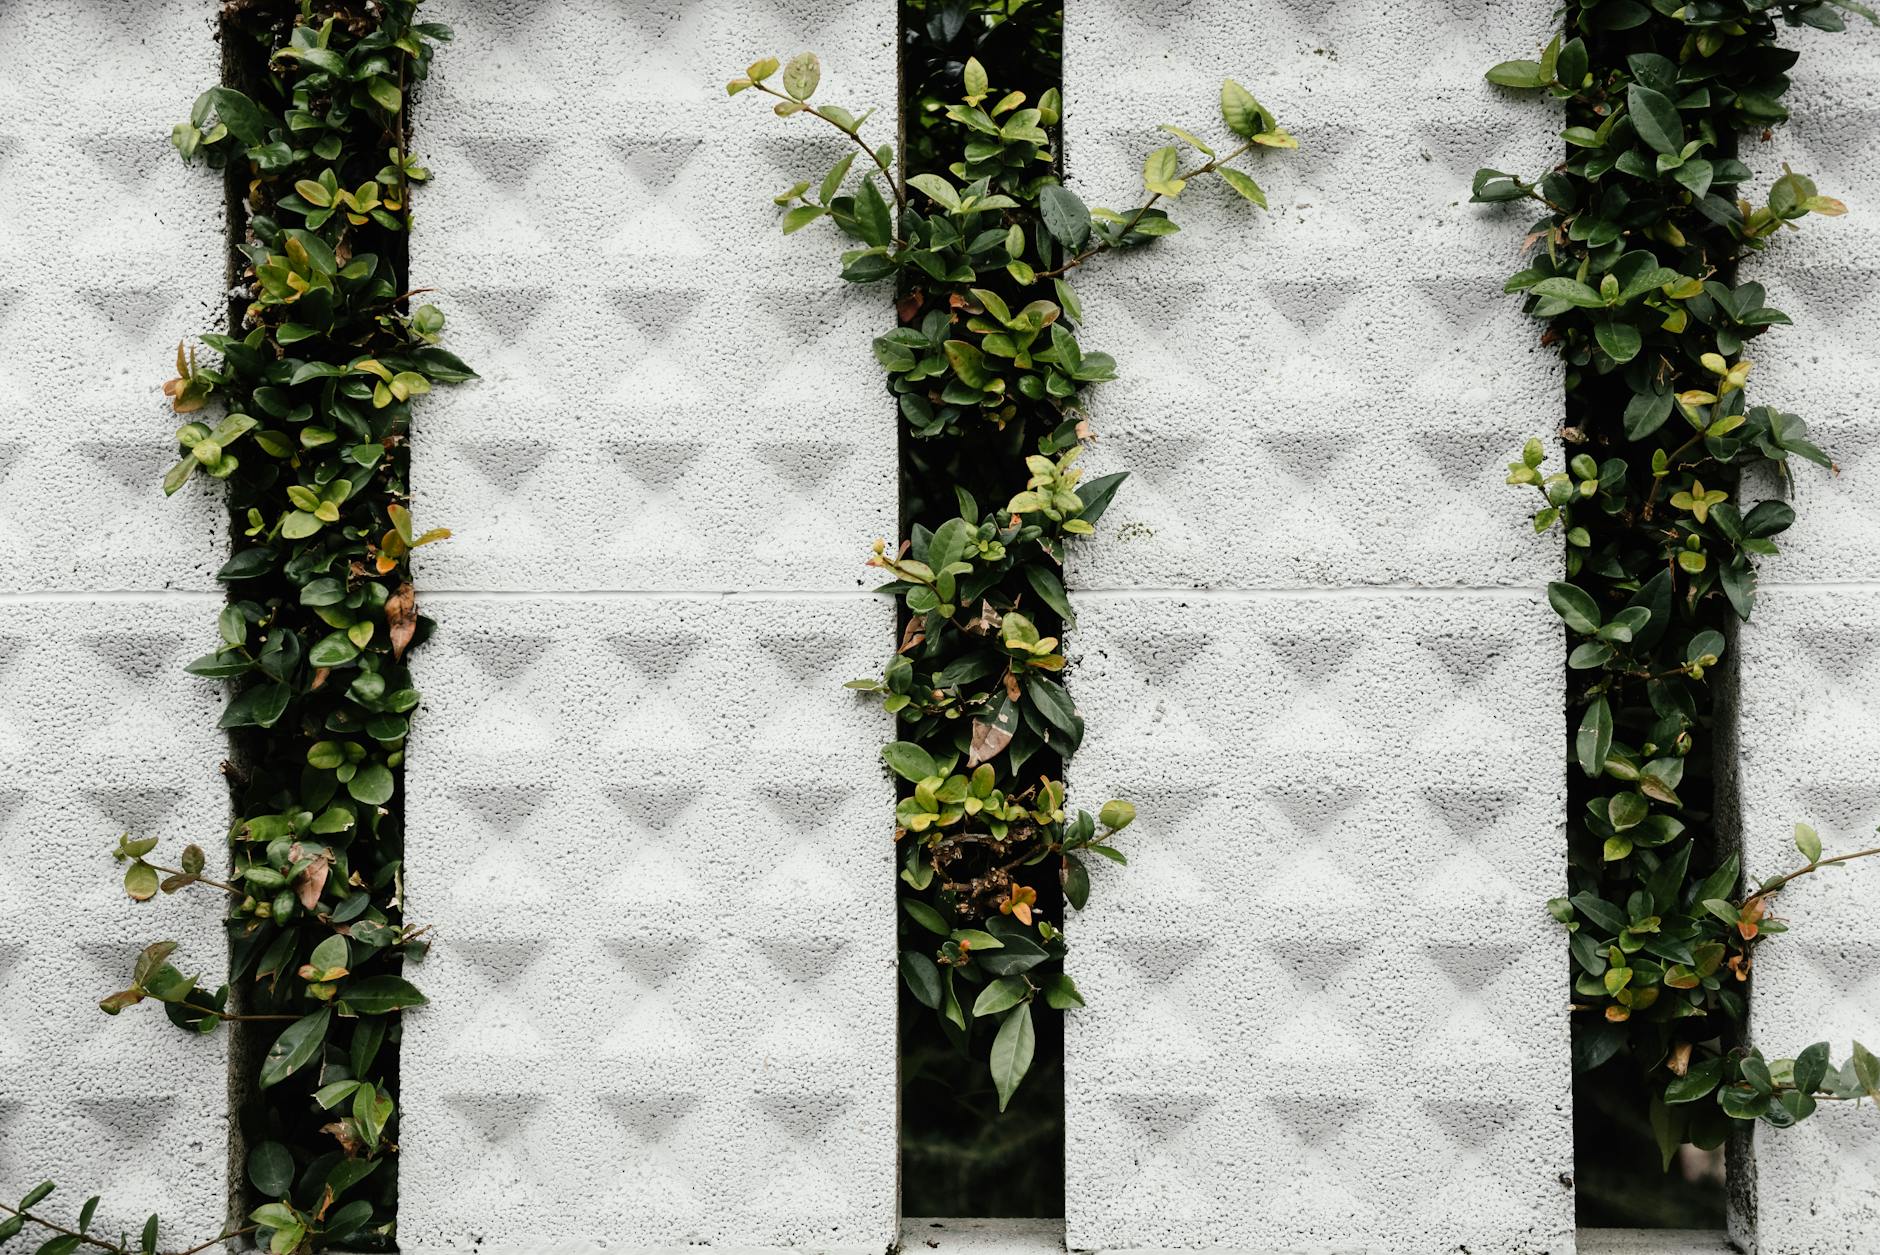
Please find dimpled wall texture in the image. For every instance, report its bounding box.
[1060,1,1576,1251]
[396,2,900,1251]
[1730,18,1880,1254]
[0,0,232,1242]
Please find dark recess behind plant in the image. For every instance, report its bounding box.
[1474,0,1880,1229]
[898,0,1070,1219]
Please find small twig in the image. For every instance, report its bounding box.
[143,863,242,896]
[1745,845,1880,907]
[0,1204,251,1255]
[1640,430,1707,517]
[1037,139,1258,279]
[174,1226,257,1255]
[751,82,906,213]
[178,1001,297,1024]
[0,1203,125,1255]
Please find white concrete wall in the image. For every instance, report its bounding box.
[1732,18,1880,1253]
[0,0,230,1242]
[1060,1,1574,1251]
[397,2,900,1251]
[5,2,1880,1251]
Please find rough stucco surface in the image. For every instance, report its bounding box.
[1728,21,1880,1255]
[1062,0,1560,591]
[397,2,899,1251]
[7,2,1880,1251]
[0,1,231,1242]
[0,1,226,592]
[406,0,895,592]
[1062,595,1570,1253]
[1061,1,1574,1251]
[1730,593,1880,1254]
[399,596,895,1252]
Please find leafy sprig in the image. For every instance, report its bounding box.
[733,48,1290,1105]
[1478,0,1877,1164]
[0,5,465,1254]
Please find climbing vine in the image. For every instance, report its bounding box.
[1475,0,1879,1167]
[0,4,466,1253]
[730,35,1292,1106]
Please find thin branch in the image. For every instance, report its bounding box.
[1745,844,1880,907]
[751,83,905,212]
[175,1000,298,1024]
[174,1226,257,1255]
[1037,138,1258,279]
[143,863,242,896]
[0,1203,255,1255]
[0,1203,126,1254]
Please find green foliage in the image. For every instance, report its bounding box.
[0,1180,247,1255]
[1,5,464,1255]
[732,46,1290,1107]
[1477,0,1878,1161]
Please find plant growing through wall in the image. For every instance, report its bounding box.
[728,45,1293,1108]
[0,4,466,1253]
[1475,0,1880,1170]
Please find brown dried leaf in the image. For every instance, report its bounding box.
[898,617,926,655]
[969,696,1019,768]
[969,718,1014,768]
[963,601,1002,636]
[386,581,418,661]
[1668,1041,1692,1077]
[322,1119,365,1155]
[1736,897,1764,941]
[294,849,333,911]
[99,987,146,1015]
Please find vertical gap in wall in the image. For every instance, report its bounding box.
[1564,22,1736,1232]
[895,0,1067,1219]
[217,10,263,1240]
[213,4,414,1245]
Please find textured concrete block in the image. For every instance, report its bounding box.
[0,600,228,1237]
[1729,25,1880,1253]
[0,1,225,593]
[1063,0,1560,591]
[407,0,896,593]
[1731,589,1880,1254]
[1737,29,1880,585]
[1062,592,1573,1253]
[399,594,897,1253]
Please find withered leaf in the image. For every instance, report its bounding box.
[294,848,333,911]
[969,698,1019,767]
[322,1119,364,1155]
[386,581,418,661]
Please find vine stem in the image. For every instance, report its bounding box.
[1745,845,1880,907]
[1641,429,1708,517]
[750,82,906,212]
[0,1204,253,1255]
[142,863,241,896]
[173,1000,297,1024]
[1036,139,1258,280]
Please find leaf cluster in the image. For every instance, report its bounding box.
[733,43,1290,1107]
[2,6,468,1255]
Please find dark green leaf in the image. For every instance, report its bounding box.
[1038,184,1091,251]
[899,950,942,1009]
[989,1003,1036,1111]
[1627,83,1685,155]
[335,976,428,1016]
[259,1008,330,1088]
